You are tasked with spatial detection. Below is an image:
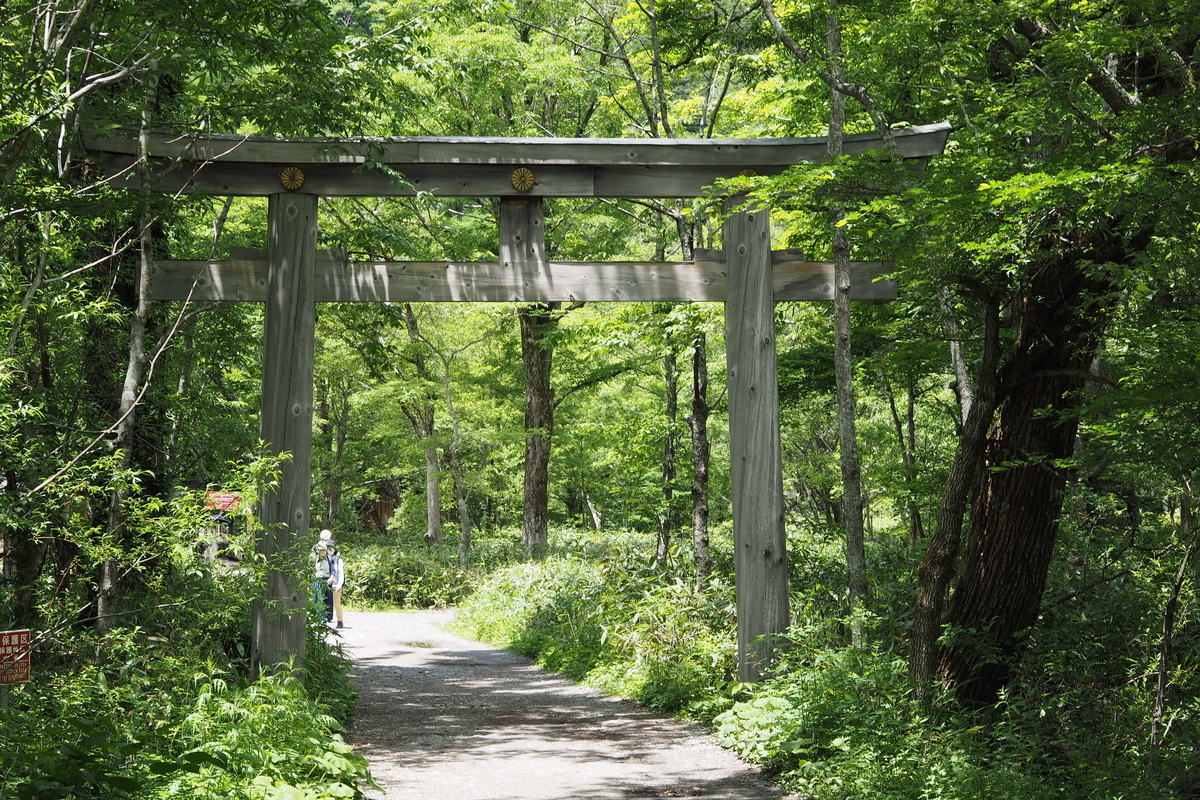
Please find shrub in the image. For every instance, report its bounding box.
[452,535,738,713]
[165,667,376,799]
[455,557,610,678]
[709,612,1167,800]
[341,543,471,609]
[0,456,369,800]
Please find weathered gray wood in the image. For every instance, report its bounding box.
[90,123,950,165]
[149,252,896,303]
[99,157,774,198]
[251,193,318,675]
[499,198,546,267]
[90,123,951,198]
[723,197,789,682]
[99,156,926,199]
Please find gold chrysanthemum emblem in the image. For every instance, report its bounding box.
[510,167,536,192]
[739,169,758,178]
[280,166,305,191]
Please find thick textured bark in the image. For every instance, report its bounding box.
[939,252,1116,707]
[687,334,712,589]
[519,302,558,560]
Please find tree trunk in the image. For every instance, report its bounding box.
[449,447,472,568]
[881,372,926,550]
[586,494,603,530]
[402,303,442,545]
[910,298,1000,703]
[939,252,1116,707]
[439,364,473,568]
[330,390,348,523]
[1151,489,1195,752]
[687,333,712,589]
[316,376,349,526]
[656,348,678,568]
[519,302,558,560]
[906,387,923,546]
[98,64,159,637]
[942,292,975,427]
[421,439,442,545]
[826,15,868,644]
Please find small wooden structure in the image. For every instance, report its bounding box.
[91,124,950,679]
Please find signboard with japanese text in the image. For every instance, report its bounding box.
[204,491,243,511]
[0,629,31,684]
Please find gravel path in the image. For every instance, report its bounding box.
[339,609,798,800]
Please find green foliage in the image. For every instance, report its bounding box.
[448,513,1194,797]
[167,668,375,799]
[341,541,473,609]
[454,528,737,712]
[1,717,160,800]
[711,621,1166,800]
[0,665,370,800]
[0,451,370,800]
[4,0,1200,796]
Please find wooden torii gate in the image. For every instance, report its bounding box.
[91,123,950,680]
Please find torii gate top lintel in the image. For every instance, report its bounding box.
[89,122,950,198]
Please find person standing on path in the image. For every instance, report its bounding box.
[323,533,346,629]
[312,537,337,623]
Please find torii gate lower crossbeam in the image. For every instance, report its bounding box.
[88,125,951,680]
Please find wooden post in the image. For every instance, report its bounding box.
[499,197,546,267]
[723,196,789,681]
[501,199,555,559]
[252,192,318,674]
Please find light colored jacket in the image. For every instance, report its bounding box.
[327,554,344,589]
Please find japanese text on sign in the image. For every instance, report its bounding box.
[0,629,31,684]
[204,491,242,511]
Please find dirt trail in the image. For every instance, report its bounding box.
[340,609,797,800]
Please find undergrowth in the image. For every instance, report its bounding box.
[0,459,372,800]
[450,524,1195,800]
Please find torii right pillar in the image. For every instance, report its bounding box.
[723,197,789,681]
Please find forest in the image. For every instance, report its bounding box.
[2,0,1199,797]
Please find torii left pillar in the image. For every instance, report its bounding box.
[251,192,318,675]
[723,198,789,681]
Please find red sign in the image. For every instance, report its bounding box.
[204,491,243,511]
[0,629,31,684]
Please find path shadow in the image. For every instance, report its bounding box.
[344,612,792,800]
